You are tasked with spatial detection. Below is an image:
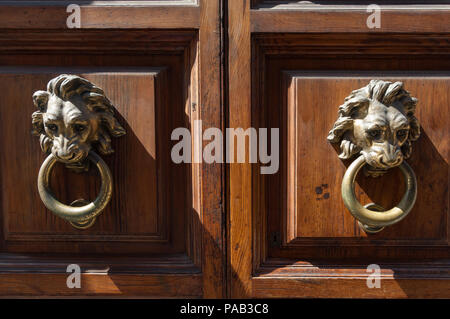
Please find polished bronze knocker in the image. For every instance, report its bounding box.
[32,74,125,229]
[328,80,420,233]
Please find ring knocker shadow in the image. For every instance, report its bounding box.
[31,74,126,229]
[328,80,420,234]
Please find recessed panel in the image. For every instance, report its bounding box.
[0,68,187,253]
[283,73,448,241]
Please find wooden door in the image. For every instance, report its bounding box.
[0,1,224,298]
[228,1,450,298]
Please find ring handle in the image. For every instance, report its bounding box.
[37,151,113,229]
[342,155,417,232]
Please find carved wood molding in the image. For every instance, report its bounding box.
[253,33,450,56]
[0,30,197,55]
[0,3,200,29]
[0,30,201,263]
[251,0,450,9]
[251,33,450,271]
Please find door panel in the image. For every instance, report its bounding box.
[281,75,447,241]
[0,1,224,298]
[267,74,449,260]
[229,1,450,298]
[1,70,188,254]
[0,0,449,299]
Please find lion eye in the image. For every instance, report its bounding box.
[397,129,408,139]
[46,124,58,132]
[368,130,382,140]
[74,124,86,133]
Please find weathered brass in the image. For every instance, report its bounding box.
[69,199,97,230]
[38,152,112,229]
[32,75,125,229]
[358,203,386,234]
[328,80,420,233]
[342,155,417,233]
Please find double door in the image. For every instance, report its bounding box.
[0,0,448,298]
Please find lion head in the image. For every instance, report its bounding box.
[328,80,420,171]
[31,74,125,170]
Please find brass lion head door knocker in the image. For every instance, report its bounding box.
[328,80,420,234]
[32,74,125,229]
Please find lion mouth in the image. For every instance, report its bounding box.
[364,165,389,178]
[53,151,87,164]
[362,151,403,169]
[379,156,402,168]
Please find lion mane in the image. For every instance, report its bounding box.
[31,74,125,155]
[327,79,420,160]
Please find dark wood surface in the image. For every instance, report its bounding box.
[0,1,225,298]
[0,4,200,29]
[283,76,447,240]
[0,0,449,298]
[229,1,450,298]
[228,0,253,299]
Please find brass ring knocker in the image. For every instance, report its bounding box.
[341,155,417,234]
[37,151,113,229]
[32,75,125,229]
[328,80,420,233]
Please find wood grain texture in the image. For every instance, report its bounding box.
[0,253,199,274]
[228,0,253,298]
[253,278,450,299]
[0,0,224,298]
[1,0,449,299]
[0,5,200,29]
[251,0,450,7]
[229,2,450,297]
[254,259,450,299]
[0,274,202,297]
[199,0,225,298]
[255,36,450,261]
[284,75,448,240]
[0,252,201,297]
[0,68,188,255]
[0,29,196,55]
[251,7,450,33]
[4,71,160,239]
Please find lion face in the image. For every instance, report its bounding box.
[42,94,99,163]
[32,75,125,170]
[328,80,420,172]
[352,99,411,168]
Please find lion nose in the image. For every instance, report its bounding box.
[57,150,77,161]
[381,154,402,167]
[378,144,402,167]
